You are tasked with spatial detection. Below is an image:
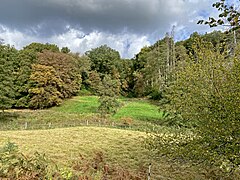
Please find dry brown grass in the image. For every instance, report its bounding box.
[0,127,147,169]
[0,126,213,179]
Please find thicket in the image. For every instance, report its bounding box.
[0,142,53,179]
[145,1,240,176]
[146,38,240,177]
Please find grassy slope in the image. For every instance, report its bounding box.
[52,96,100,114]
[53,96,164,121]
[0,127,204,179]
[0,127,146,169]
[113,99,164,121]
[0,97,206,179]
[1,96,164,130]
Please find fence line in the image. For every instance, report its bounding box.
[0,120,160,132]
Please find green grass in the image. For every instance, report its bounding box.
[52,96,164,122]
[52,96,100,114]
[113,99,164,121]
[1,96,164,131]
[0,96,213,179]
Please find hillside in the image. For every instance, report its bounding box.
[0,126,206,179]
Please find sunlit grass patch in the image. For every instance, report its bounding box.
[52,96,100,114]
[113,99,164,122]
[2,96,165,131]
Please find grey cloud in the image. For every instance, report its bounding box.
[0,0,197,36]
[0,0,220,58]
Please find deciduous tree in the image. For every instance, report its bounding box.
[86,45,121,76]
[0,45,17,111]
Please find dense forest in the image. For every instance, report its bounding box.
[0,0,240,178]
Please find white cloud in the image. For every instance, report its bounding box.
[48,28,151,58]
[0,25,39,48]
[0,24,150,58]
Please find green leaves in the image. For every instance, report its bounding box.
[133,34,176,97]
[199,0,240,32]
[29,64,63,109]
[0,45,17,111]
[27,50,83,109]
[97,75,121,117]
[86,45,121,75]
[0,142,53,179]
[153,39,240,172]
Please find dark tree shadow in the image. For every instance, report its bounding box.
[0,112,19,122]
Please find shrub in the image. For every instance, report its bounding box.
[148,39,240,175]
[149,89,163,100]
[72,151,145,179]
[120,117,133,127]
[97,75,121,117]
[0,142,52,179]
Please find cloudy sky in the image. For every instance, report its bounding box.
[0,0,223,58]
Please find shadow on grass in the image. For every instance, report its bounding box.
[0,112,19,122]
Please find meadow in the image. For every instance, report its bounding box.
[0,96,208,179]
[0,96,164,131]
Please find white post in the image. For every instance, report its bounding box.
[148,163,151,180]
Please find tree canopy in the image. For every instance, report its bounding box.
[86,45,121,76]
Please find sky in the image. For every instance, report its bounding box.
[0,0,222,58]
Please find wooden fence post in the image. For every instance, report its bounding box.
[148,163,151,180]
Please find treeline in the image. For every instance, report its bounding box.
[0,29,239,111]
[0,43,86,109]
[131,29,240,99]
[0,42,134,110]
